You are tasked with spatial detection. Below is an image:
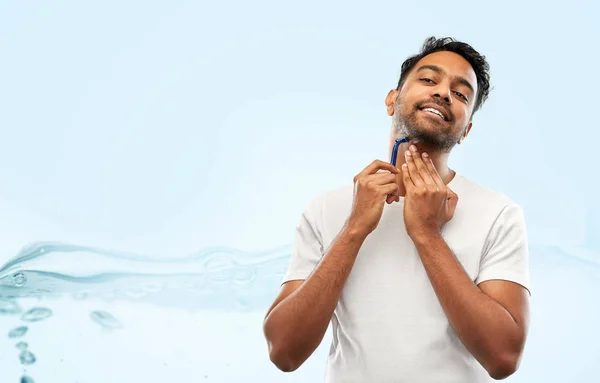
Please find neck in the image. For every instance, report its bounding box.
[388,139,455,197]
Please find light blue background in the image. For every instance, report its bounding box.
[0,1,598,382]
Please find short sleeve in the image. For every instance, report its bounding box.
[475,203,531,295]
[281,196,325,284]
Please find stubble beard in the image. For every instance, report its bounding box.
[392,99,463,152]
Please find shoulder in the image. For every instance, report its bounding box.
[453,174,525,225]
[298,184,355,237]
[454,174,522,210]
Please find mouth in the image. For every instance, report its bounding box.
[419,104,449,121]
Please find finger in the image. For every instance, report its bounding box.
[356,160,399,180]
[447,188,458,202]
[363,172,397,185]
[404,150,425,186]
[410,146,435,185]
[386,182,401,203]
[422,153,445,189]
[386,194,397,204]
[401,163,414,189]
[381,182,400,196]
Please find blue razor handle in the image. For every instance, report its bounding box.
[390,137,409,166]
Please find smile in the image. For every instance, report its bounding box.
[421,107,446,121]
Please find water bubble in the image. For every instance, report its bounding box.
[90,310,123,329]
[21,307,53,322]
[16,341,28,350]
[8,326,28,338]
[0,299,21,315]
[12,272,27,287]
[19,350,36,365]
[21,375,35,383]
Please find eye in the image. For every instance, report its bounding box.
[454,91,468,102]
[420,78,434,84]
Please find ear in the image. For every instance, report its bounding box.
[385,89,398,116]
[458,122,473,144]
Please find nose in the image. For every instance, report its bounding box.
[432,84,452,104]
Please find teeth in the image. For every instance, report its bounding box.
[423,108,444,120]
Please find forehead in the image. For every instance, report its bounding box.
[413,51,477,89]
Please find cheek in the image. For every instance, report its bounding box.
[454,107,470,123]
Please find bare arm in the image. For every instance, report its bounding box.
[263,224,367,372]
[401,146,530,380]
[263,159,400,372]
[413,234,530,380]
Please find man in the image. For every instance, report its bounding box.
[262,36,531,382]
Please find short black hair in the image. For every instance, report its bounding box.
[396,36,491,113]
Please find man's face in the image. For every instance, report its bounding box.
[391,51,478,151]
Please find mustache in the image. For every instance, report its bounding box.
[415,99,454,122]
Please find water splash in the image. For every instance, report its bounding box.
[0,241,292,310]
[90,310,122,329]
[21,307,53,322]
[8,326,28,338]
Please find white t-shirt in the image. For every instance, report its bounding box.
[282,173,531,383]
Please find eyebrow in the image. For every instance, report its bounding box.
[416,64,475,95]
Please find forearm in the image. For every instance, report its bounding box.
[412,234,524,375]
[264,223,367,370]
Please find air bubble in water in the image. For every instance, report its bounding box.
[16,341,28,350]
[8,326,28,338]
[21,307,53,322]
[12,272,27,287]
[19,350,36,365]
[90,310,123,329]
